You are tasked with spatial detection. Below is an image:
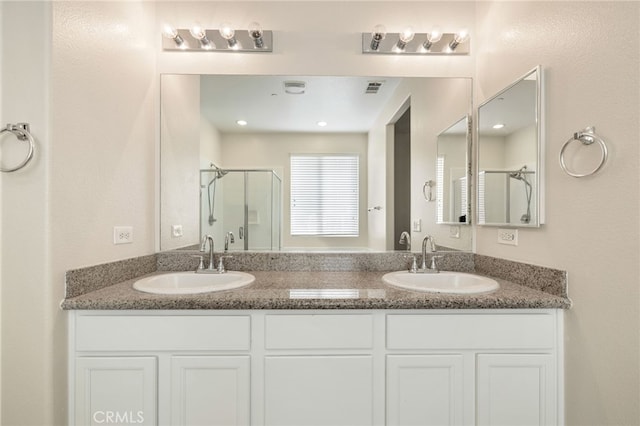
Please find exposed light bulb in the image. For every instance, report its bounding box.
[219,23,238,48]
[422,28,443,50]
[249,22,264,48]
[162,24,184,46]
[370,24,386,51]
[396,27,414,51]
[189,24,212,49]
[449,29,470,50]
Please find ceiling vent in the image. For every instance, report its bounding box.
[365,81,385,94]
[284,81,306,95]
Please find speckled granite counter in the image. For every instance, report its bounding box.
[62,269,571,310]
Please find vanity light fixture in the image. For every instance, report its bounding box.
[161,22,273,52]
[362,26,470,55]
[449,29,470,51]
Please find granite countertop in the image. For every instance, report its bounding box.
[61,270,571,310]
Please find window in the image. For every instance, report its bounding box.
[290,154,359,236]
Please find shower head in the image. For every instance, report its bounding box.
[210,162,228,179]
[509,165,529,182]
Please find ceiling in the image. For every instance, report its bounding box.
[200,75,402,133]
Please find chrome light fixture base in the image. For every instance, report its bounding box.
[163,29,273,52]
[362,32,469,55]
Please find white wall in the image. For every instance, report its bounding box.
[221,132,368,249]
[475,2,640,424]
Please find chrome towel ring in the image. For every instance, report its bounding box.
[0,123,35,173]
[559,126,608,178]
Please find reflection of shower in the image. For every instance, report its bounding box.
[509,165,532,224]
[206,163,228,225]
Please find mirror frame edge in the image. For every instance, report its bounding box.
[475,65,544,228]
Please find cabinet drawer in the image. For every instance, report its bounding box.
[265,314,373,349]
[76,315,250,352]
[387,313,556,350]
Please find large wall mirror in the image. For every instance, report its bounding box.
[160,74,472,252]
[477,66,544,227]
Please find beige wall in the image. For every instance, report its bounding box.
[475,2,640,425]
[160,74,201,250]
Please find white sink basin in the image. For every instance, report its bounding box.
[133,271,255,295]
[382,271,499,294]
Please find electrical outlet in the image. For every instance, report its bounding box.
[412,219,422,232]
[449,225,460,239]
[498,228,518,246]
[172,225,183,238]
[113,226,133,244]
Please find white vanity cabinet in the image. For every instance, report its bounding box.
[69,309,562,426]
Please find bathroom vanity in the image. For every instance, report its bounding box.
[70,308,562,426]
[64,253,569,426]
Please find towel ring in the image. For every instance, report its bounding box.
[423,180,435,201]
[559,126,608,178]
[0,123,35,173]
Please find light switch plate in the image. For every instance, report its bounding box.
[412,219,422,232]
[172,225,183,238]
[498,228,518,246]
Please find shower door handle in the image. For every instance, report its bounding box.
[239,226,244,239]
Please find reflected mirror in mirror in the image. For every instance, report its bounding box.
[436,115,470,225]
[477,66,543,227]
[160,75,472,252]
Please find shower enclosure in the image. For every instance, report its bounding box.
[201,168,282,251]
[478,167,536,226]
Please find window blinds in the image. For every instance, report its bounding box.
[290,155,359,236]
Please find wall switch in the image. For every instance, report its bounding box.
[412,219,422,232]
[498,228,518,246]
[171,225,183,238]
[113,226,133,244]
[449,225,460,239]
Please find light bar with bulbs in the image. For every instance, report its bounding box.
[162,22,272,52]
[362,25,470,55]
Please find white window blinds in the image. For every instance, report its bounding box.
[290,154,359,236]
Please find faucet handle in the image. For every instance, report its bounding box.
[429,255,444,272]
[404,254,418,273]
[216,255,233,273]
[191,255,205,271]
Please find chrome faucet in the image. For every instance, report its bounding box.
[420,235,438,272]
[224,231,235,252]
[200,234,216,272]
[398,231,411,251]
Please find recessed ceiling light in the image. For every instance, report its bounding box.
[492,123,505,129]
[236,120,248,126]
[317,121,328,127]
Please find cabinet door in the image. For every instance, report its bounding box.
[171,356,250,426]
[477,354,556,426]
[75,356,157,426]
[387,355,465,426]
[264,356,373,426]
